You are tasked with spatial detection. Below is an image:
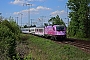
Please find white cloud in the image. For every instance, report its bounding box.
[10,0,25,5]
[36,6,51,10]
[51,10,66,16]
[10,0,32,6]
[13,12,21,15]
[13,6,51,15]
[10,0,44,5]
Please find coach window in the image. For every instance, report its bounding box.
[39,29,43,32]
[35,29,38,32]
[31,29,34,31]
[37,29,38,32]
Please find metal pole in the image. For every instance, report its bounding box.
[40,16,45,26]
[26,3,32,26]
[31,19,32,26]
[66,4,69,26]
[0,13,2,21]
[65,3,69,37]
[16,17,18,25]
[31,19,34,26]
[21,13,23,27]
[28,4,30,26]
[19,13,23,27]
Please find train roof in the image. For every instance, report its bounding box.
[45,25,65,27]
[36,26,44,28]
[21,28,30,30]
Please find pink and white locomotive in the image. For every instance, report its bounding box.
[44,25,66,40]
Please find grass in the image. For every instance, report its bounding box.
[23,34,90,60]
[68,36,90,41]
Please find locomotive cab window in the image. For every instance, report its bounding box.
[56,26,64,31]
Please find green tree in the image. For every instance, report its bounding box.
[44,23,48,26]
[48,15,66,26]
[67,0,90,38]
[48,17,56,25]
[24,25,28,28]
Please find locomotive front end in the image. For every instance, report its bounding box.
[55,25,66,39]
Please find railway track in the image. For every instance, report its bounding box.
[30,34,90,53]
[54,38,90,53]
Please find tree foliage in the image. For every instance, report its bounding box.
[67,0,90,38]
[44,23,48,26]
[48,15,66,26]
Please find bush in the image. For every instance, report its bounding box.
[0,24,16,60]
[0,20,21,60]
[1,20,21,40]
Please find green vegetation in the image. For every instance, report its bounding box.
[24,34,90,60]
[0,19,21,60]
[0,17,90,60]
[48,15,66,26]
[67,0,90,38]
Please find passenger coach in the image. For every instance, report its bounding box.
[34,27,44,36]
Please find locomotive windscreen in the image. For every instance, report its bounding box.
[56,26,64,31]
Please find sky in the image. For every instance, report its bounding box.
[0,0,68,27]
